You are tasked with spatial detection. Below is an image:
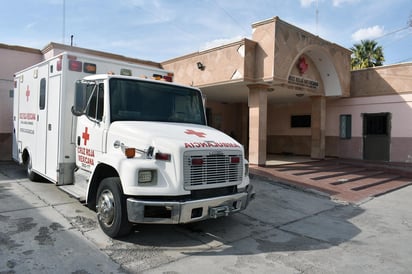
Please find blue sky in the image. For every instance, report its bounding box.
[1,0,411,64]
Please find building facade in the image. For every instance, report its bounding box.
[1,17,411,164]
[0,44,42,160]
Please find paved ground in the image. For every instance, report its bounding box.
[1,161,412,273]
[251,158,412,203]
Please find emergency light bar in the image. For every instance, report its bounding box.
[69,60,82,72]
[64,55,173,81]
[84,63,97,74]
[120,68,132,76]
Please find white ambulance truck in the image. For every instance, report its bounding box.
[13,52,254,237]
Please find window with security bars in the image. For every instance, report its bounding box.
[340,114,352,139]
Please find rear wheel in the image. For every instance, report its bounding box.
[96,177,132,238]
[25,154,42,182]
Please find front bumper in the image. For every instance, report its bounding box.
[126,185,255,224]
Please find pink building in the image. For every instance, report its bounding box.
[1,17,411,164]
[0,44,42,160]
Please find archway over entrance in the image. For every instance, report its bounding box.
[289,45,343,97]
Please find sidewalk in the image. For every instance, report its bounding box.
[250,157,412,204]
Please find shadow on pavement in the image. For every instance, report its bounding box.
[1,161,364,272]
[116,176,363,257]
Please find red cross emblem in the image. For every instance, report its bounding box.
[184,129,206,138]
[82,127,90,145]
[26,85,30,102]
[298,56,308,74]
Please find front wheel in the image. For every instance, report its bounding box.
[96,177,132,238]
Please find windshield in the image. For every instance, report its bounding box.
[109,78,206,125]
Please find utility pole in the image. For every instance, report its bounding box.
[315,0,319,35]
[62,0,66,44]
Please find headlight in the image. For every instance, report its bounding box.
[138,170,157,184]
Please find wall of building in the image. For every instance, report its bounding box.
[351,63,412,97]
[266,101,312,155]
[162,39,256,87]
[0,45,42,161]
[326,94,412,162]
[205,100,248,146]
[1,18,411,164]
[327,63,412,162]
[251,17,351,97]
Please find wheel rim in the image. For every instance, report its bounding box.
[27,157,33,175]
[97,189,115,227]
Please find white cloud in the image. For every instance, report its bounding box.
[25,22,36,30]
[332,0,359,7]
[199,36,244,51]
[351,25,385,41]
[300,0,360,8]
[300,0,317,8]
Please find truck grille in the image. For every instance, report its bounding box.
[183,150,243,190]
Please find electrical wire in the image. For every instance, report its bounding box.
[211,0,250,35]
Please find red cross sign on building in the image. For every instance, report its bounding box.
[26,85,30,102]
[184,129,206,138]
[298,56,308,75]
[82,127,90,145]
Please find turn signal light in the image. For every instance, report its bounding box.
[155,152,171,161]
[124,147,136,158]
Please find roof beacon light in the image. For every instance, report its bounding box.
[69,60,82,72]
[83,63,96,74]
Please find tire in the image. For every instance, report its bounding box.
[96,177,132,238]
[25,154,42,182]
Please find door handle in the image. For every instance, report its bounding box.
[48,124,52,131]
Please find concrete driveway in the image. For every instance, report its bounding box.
[1,161,411,273]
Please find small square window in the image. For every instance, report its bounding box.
[39,78,46,110]
[291,115,311,128]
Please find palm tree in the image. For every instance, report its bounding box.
[350,40,385,70]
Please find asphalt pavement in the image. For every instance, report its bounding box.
[1,161,411,274]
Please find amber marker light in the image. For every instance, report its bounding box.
[125,147,136,158]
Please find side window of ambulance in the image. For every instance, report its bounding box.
[39,78,46,110]
[96,84,104,121]
[86,83,104,121]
